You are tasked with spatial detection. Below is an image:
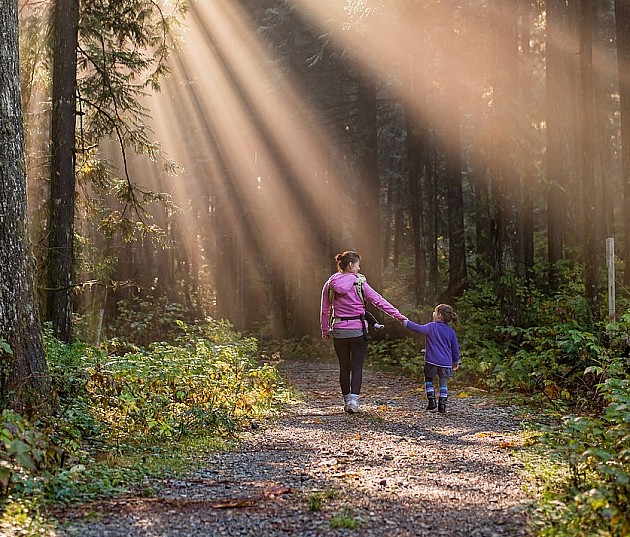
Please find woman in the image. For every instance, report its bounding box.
[320,251,407,413]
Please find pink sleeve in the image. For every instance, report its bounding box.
[363,282,407,322]
[320,281,332,337]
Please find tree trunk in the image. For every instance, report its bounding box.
[382,180,393,270]
[392,178,404,271]
[615,0,630,285]
[443,9,466,298]
[0,0,52,413]
[405,51,437,306]
[566,0,583,247]
[47,0,79,342]
[494,0,522,325]
[520,4,535,278]
[545,0,570,288]
[355,74,382,290]
[579,0,601,319]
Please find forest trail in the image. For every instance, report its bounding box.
[56,359,532,536]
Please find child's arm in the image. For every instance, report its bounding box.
[403,319,431,335]
[451,332,460,368]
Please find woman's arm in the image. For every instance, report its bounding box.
[362,281,407,322]
[320,281,332,338]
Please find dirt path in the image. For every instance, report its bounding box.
[56,359,532,536]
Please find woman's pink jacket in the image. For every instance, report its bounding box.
[320,272,407,338]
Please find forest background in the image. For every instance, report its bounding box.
[0,0,629,536]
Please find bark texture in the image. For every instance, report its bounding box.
[0,0,51,413]
[47,0,79,342]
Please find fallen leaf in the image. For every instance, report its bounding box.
[210,499,257,509]
[263,484,292,497]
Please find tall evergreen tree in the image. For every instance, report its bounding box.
[579,0,601,318]
[616,0,630,285]
[47,0,79,343]
[0,0,51,413]
[443,6,467,298]
[546,0,570,289]
[493,0,522,325]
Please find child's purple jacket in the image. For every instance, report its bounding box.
[320,272,407,338]
[403,319,460,368]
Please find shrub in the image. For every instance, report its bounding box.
[367,337,423,377]
[534,370,629,537]
[1,319,290,509]
[108,295,190,346]
[85,319,288,444]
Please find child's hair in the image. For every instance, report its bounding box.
[436,303,458,323]
[335,250,360,272]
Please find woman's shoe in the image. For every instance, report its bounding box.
[346,394,361,413]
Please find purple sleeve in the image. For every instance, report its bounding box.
[403,319,431,335]
[363,282,407,322]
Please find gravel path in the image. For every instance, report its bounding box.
[56,359,532,536]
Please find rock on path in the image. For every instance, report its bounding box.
[57,359,532,536]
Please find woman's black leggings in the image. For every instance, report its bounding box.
[333,336,368,395]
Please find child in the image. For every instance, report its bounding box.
[403,304,460,413]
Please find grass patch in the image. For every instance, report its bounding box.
[307,487,340,511]
[329,506,361,529]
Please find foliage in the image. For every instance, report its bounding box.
[428,275,630,536]
[269,336,336,363]
[0,410,61,497]
[76,0,188,239]
[307,488,339,512]
[455,273,610,409]
[88,323,284,444]
[367,337,423,377]
[1,319,289,524]
[530,366,630,537]
[108,295,191,347]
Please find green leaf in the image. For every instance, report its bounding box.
[0,339,13,355]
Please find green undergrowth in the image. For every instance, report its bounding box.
[369,274,630,537]
[519,371,630,537]
[1,319,291,534]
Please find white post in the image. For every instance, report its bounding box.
[606,238,615,322]
[94,308,105,345]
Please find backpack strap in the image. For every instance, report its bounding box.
[354,274,367,307]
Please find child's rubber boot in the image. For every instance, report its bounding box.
[426,396,437,411]
[438,397,447,413]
